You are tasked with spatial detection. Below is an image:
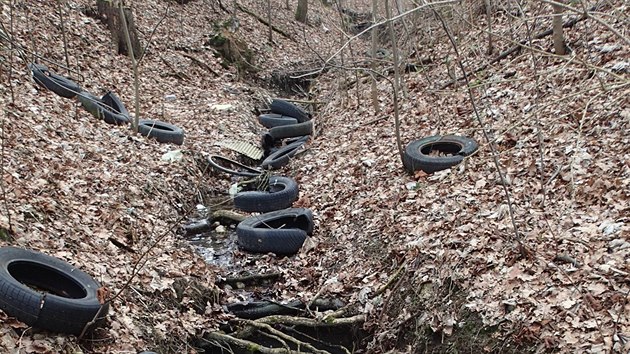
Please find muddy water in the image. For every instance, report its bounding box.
[188,228,239,268]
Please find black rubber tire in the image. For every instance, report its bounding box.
[270,99,310,123]
[138,119,185,145]
[258,114,298,128]
[236,208,314,255]
[268,120,313,140]
[100,91,130,125]
[227,300,304,319]
[0,247,108,335]
[29,63,80,99]
[77,91,104,119]
[403,135,478,174]
[261,132,276,156]
[261,138,307,170]
[234,176,299,213]
[207,155,262,177]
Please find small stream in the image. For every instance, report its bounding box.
[182,216,368,353]
[188,227,239,269]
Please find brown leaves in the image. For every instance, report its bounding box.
[97,287,110,305]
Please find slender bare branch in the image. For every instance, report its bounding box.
[430,5,523,246]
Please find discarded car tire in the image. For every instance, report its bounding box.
[77,91,104,119]
[138,119,185,145]
[403,135,478,174]
[261,137,307,170]
[268,120,313,140]
[236,208,314,255]
[0,247,108,335]
[234,176,299,213]
[100,91,130,125]
[270,99,310,123]
[29,63,80,99]
[258,114,298,128]
[207,155,262,177]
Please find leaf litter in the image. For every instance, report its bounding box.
[0,0,628,353]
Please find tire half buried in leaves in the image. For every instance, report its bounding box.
[138,119,185,145]
[0,247,108,335]
[29,63,81,99]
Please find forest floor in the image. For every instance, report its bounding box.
[0,0,628,353]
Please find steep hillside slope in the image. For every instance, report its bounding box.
[1,0,629,353]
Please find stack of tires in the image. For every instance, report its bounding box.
[29,63,185,145]
[209,100,315,256]
[258,99,313,170]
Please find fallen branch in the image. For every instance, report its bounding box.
[375,261,407,296]
[137,4,169,63]
[160,56,191,81]
[182,53,219,76]
[108,237,136,253]
[218,272,281,287]
[256,314,365,327]
[235,2,294,41]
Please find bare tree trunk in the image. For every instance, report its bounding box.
[334,3,348,106]
[267,0,272,42]
[485,0,493,55]
[370,0,379,114]
[97,0,142,57]
[57,0,71,70]
[295,0,308,23]
[385,0,403,160]
[385,0,401,109]
[552,0,566,55]
[393,0,409,99]
[119,2,140,133]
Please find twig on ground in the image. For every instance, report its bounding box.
[375,261,407,296]
[182,53,219,76]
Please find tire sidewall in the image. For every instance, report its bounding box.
[138,119,185,145]
[0,247,106,334]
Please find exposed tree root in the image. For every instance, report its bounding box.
[217,272,281,287]
[201,313,365,353]
[256,314,365,327]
